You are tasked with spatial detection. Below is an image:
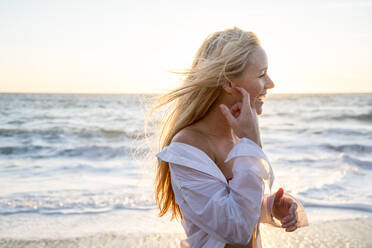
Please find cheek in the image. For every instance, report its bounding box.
[246,80,263,97]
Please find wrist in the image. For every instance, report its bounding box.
[240,130,261,148]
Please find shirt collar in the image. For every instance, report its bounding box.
[156,142,228,184]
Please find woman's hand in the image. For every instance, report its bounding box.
[273,188,298,232]
[219,87,261,147]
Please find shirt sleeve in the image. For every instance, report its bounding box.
[259,192,309,227]
[169,160,263,246]
[260,193,280,226]
[224,138,278,227]
[166,138,273,246]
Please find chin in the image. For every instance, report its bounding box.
[254,99,264,115]
[255,106,263,115]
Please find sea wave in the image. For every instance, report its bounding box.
[0,127,149,140]
[302,201,372,213]
[341,154,372,170]
[323,143,372,153]
[298,183,346,200]
[56,145,130,159]
[0,163,131,177]
[309,128,370,136]
[330,111,372,122]
[0,145,51,156]
[0,144,149,160]
[0,191,155,216]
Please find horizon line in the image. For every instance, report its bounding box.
[1,90,372,95]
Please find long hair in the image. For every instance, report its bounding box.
[149,27,261,220]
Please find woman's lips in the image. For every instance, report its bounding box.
[256,93,266,102]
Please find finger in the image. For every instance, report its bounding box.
[233,110,240,118]
[274,188,284,205]
[219,104,237,127]
[231,103,242,118]
[235,87,250,110]
[230,103,240,117]
[285,225,297,232]
[235,87,251,112]
[282,214,294,223]
[288,202,298,214]
[282,216,297,228]
[230,102,240,112]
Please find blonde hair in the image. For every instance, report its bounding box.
[150,27,261,220]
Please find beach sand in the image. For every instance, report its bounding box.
[1,217,371,248]
[260,217,372,248]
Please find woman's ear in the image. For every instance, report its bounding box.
[222,81,233,94]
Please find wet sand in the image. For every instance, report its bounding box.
[260,217,372,248]
[1,217,371,248]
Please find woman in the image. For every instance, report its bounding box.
[152,27,308,247]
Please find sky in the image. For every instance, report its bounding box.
[0,0,371,94]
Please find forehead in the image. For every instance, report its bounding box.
[247,46,268,71]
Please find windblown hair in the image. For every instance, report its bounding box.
[150,27,261,220]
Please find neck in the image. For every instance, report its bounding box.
[196,96,237,142]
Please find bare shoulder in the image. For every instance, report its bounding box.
[172,127,216,162]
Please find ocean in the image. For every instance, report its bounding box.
[0,93,371,245]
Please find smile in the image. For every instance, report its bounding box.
[256,93,266,100]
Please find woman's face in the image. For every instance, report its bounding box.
[231,46,275,115]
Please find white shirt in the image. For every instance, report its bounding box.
[156,137,308,248]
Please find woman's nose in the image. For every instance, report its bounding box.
[265,76,275,89]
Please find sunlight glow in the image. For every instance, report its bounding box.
[0,0,371,94]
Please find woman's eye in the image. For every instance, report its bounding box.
[259,73,266,78]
